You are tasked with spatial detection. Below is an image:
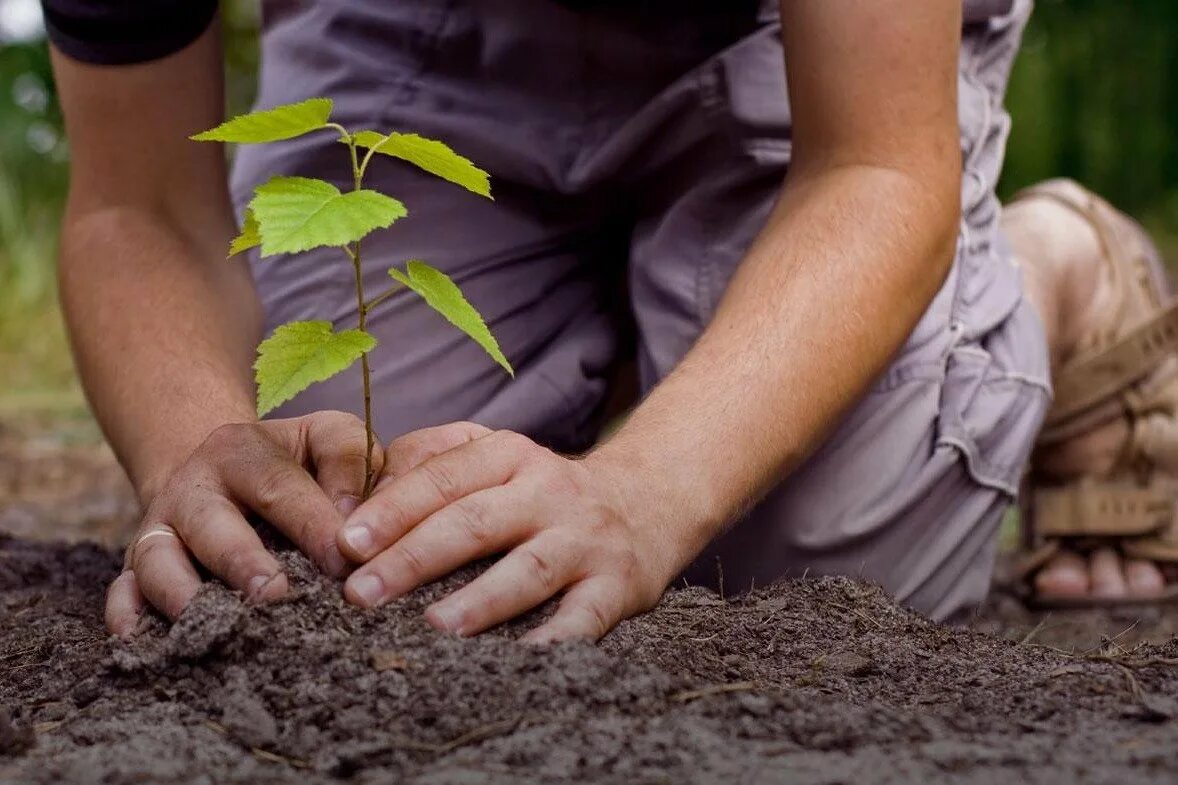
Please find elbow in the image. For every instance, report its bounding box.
[931,188,960,281]
[914,159,962,289]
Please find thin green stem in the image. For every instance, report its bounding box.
[362,282,403,315]
[357,139,384,183]
[341,131,377,499]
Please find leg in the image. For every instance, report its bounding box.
[1005,185,1171,600]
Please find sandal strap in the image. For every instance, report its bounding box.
[1047,303,1178,428]
[1032,481,1172,539]
[1012,181,1178,431]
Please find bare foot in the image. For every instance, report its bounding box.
[1035,548,1165,601]
[1004,185,1172,603]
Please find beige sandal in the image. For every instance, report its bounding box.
[1016,179,1178,607]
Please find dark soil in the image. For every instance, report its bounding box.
[2,536,1177,785]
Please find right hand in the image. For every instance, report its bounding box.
[104,411,383,636]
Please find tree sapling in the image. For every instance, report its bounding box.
[193,98,513,498]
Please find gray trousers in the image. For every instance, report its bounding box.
[231,0,1050,621]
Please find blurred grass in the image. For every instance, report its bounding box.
[0,38,74,416]
[0,0,1176,420]
[997,0,1178,258]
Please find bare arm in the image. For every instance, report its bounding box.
[53,25,258,500]
[591,0,964,558]
[52,26,380,633]
[328,0,963,641]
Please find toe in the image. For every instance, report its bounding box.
[1034,550,1089,598]
[1088,548,1128,598]
[1124,559,1165,598]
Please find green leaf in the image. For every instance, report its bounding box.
[249,176,407,256]
[228,209,261,257]
[389,261,513,375]
[254,321,377,416]
[353,131,492,199]
[191,98,334,144]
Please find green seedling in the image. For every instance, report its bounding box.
[193,98,513,497]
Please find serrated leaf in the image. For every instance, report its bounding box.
[228,209,261,257]
[254,321,377,416]
[353,131,492,199]
[389,261,512,375]
[249,176,407,256]
[191,98,334,144]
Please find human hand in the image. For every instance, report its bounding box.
[105,411,382,636]
[335,423,680,642]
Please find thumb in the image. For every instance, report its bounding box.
[298,411,385,517]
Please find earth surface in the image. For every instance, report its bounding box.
[2,420,1177,784]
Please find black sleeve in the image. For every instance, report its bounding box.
[41,0,219,66]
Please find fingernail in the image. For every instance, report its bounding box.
[335,495,359,519]
[324,543,347,578]
[348,573,386,607]
[427,602,465,635]
[342,524,374,557]
[247,573,274,601]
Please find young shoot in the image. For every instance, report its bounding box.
[193,98,513,498]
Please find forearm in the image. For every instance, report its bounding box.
[60,207,262,504]
[588,164,959,568]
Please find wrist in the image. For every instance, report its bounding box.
[581,442,729,580]
[129,408,258,507]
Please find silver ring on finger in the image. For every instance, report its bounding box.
[134,525,179,554]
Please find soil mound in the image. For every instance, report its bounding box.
[2,535,1176,784]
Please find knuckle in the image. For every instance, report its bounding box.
[611,546,641,581]
[454,421,492,439]
[581,511,612,539]
[535,463,578,498]
[318,411,368,447]
[492,430,536,462]
[253,465,302,514]
[204,422,250,453]
[395,544,430,579]
[370,495,411,538]
[214,545,252,582]
[384,435,422,472]
[316,409,361,428]
[420,460,463,502]
[453,500,492,549]
[520,545,558,592]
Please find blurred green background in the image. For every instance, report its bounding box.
[0,0,1175,418]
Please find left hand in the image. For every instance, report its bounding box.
[334,422,676,642]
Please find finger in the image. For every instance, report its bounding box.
[382,421,492,480]
[339,430,537,562]
[300,411,385,517]
[1088,548,1128,599]
[343,486,533,607]
[422,532,582,636]
[130,528,204,621]
[217,433,349,577]
[167,492,288,600]
[104,569,145,637]
[521,577,627,644]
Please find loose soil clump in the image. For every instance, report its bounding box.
[2,535,1177,784]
